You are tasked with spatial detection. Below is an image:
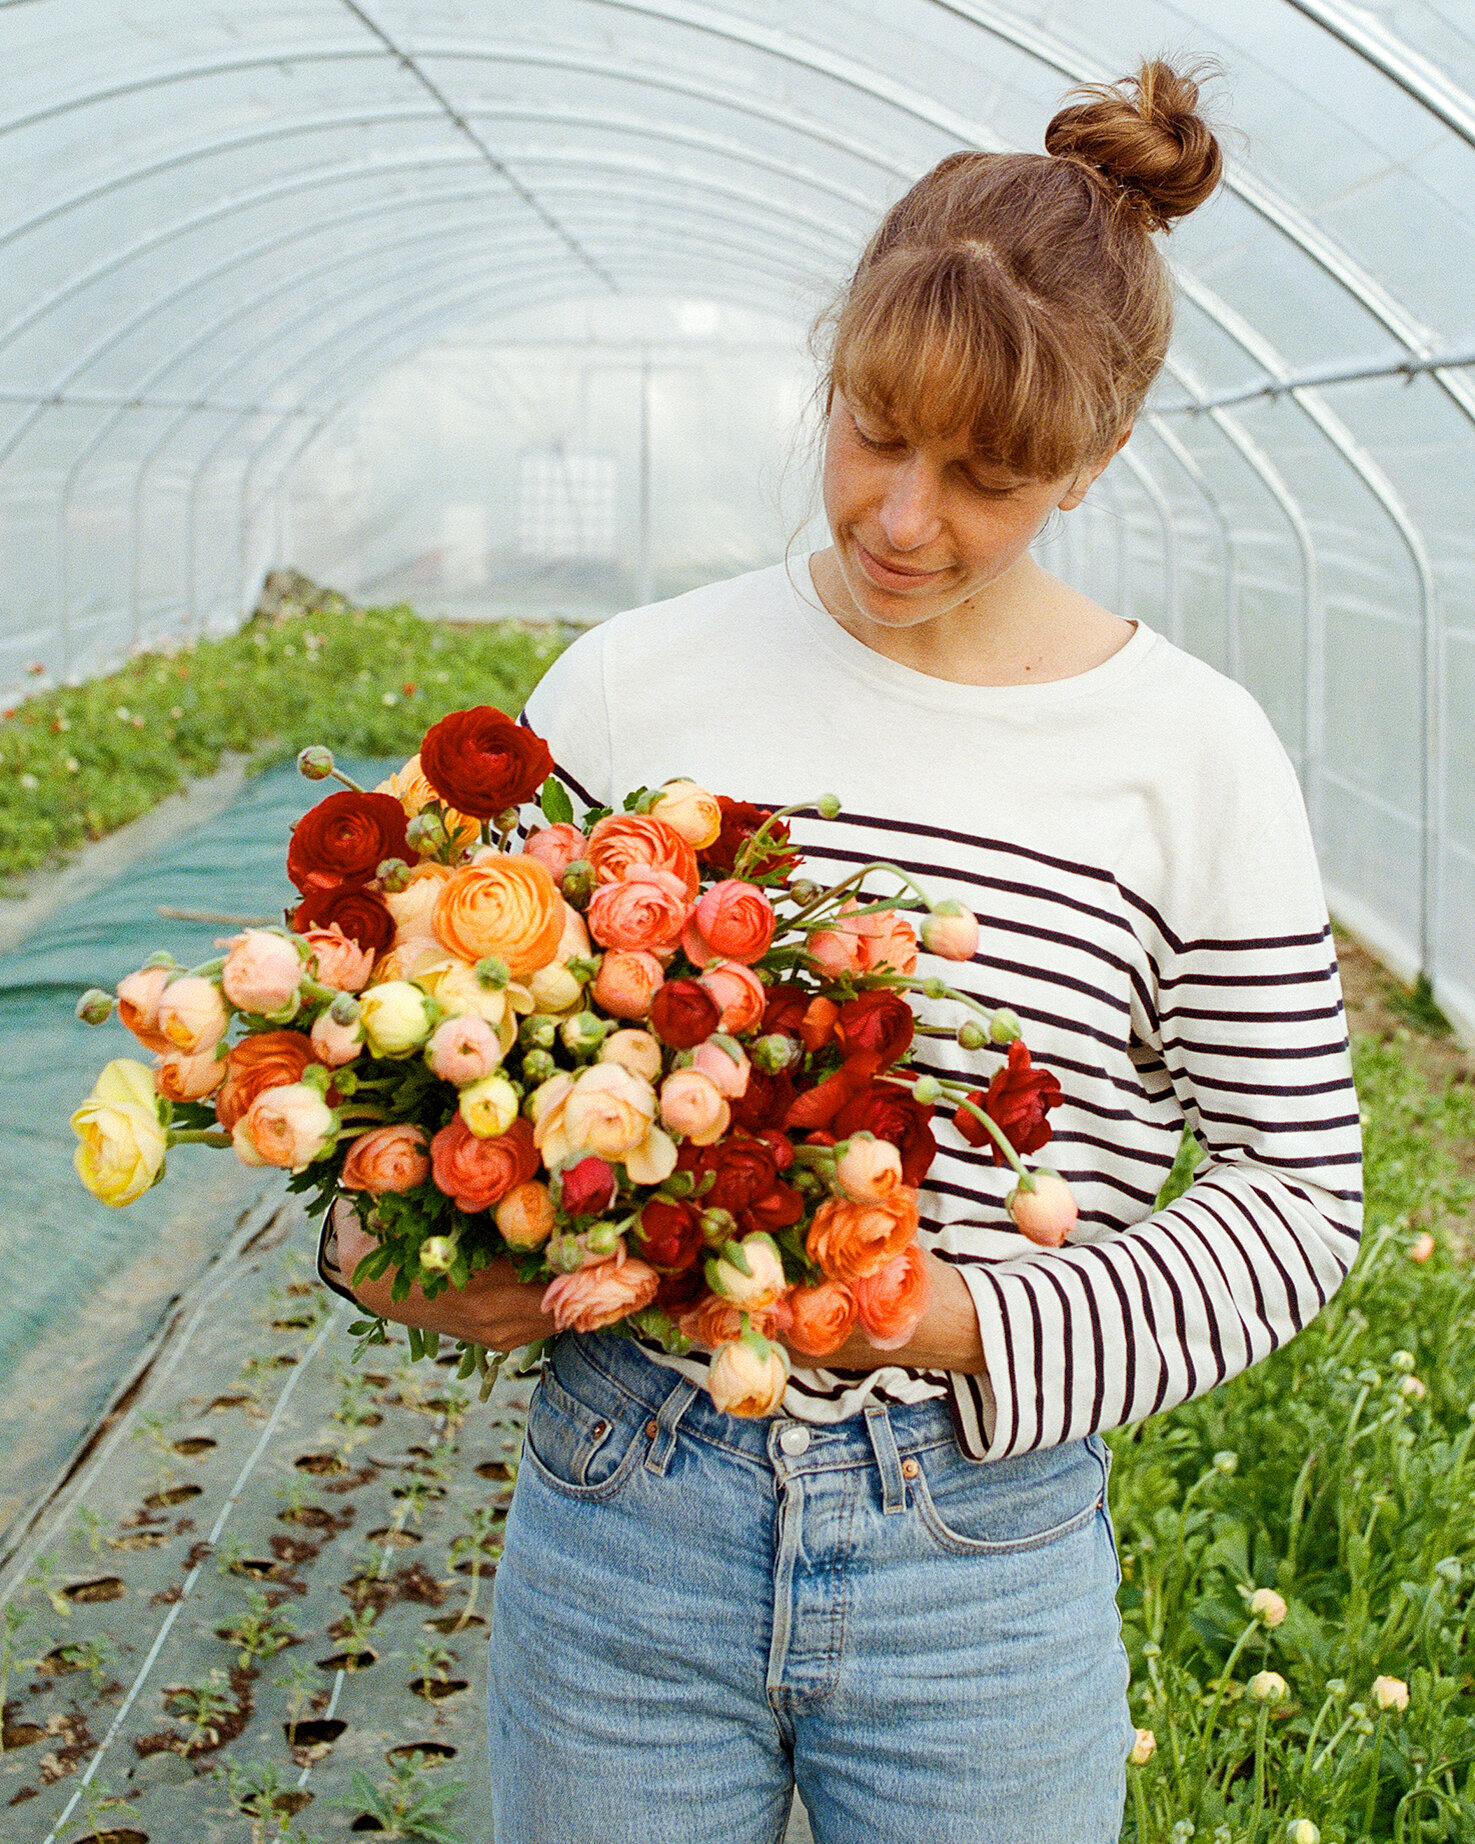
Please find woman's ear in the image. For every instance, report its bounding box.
[1057,424,1134,512]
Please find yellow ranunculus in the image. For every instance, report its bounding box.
[72,1068,168,1206]
[92,1057,160,1110]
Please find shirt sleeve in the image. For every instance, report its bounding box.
[946,781,1364,1461]
[517,622,615,816]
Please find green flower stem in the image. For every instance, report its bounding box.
[1363,1710,1390,1837]
[328,767,365,794]
[1195,1620,1258,1772]
[784,858,936,927]
[1310,1710,1359,1777]
[868,970,996,1024]
[168,1129,232,1147]
[878,1071,1032,1187]
[1300,1689,1338,1778]
[1248,1701,1272,1840]
[1130,1762,1152,1842]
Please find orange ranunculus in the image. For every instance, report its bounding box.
[852,1244,931,1349]
[677,1293,791,1350]
[586,814,699,901]
[586,869,691,955]
[785,1280,859,1358]
[215,1030,317,1132]
[432,856,563,976]
[154,1048,226,1104]
[697,960,766,1035]
[340,1123,431,1195]
[375,753,481,852]
[805,1189,920,1283]
[115,967,175,1053]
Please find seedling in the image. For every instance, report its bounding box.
[74,1774,132,1838]
[275,1658,317,1747]
[338,1756,469,1843]
[22,1554,71,1619]
[215,1757,318,1844]
[0,1605,39,1748]
[69,1506,106,1556]
[337,1604,380,1662]
[51,1633,114,1693]
[445,1505,502,1630]
[164,1667,237,1753]
[130,1407,182,1494]
[410,1639,457,1687]
[218,1591,297,1670]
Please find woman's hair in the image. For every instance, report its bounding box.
[814,60,1224,481]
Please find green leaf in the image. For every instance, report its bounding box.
[1154,1126,1205,1210]
[539,775,574,826]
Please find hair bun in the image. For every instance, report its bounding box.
[1044,59,1222,231]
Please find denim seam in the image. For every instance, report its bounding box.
[910,1475,1105,1558]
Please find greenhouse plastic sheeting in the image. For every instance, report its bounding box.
[0,2,1472,1040]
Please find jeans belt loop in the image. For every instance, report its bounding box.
[644,1377,700,1478]
[863,1400,907,1515]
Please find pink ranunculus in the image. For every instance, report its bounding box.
[425,1013,503,1085]
[221,929,304,1016]
[310,1008,363,1068]
[697,960,766,1036]
[300,922,375,992]
[851,1244,930,1349]
[233,1081,335,1170]
[834,1134,903,1204]
[806,928,867,979]
[340,1123,430,1194]
[523,824,587,879]
[585,867,692,955]
[116,966,175,1053]
[555,900,592,963]
[598,1029,664,1084]
[846,906,918,975]
[592,948,665,1019]
[689,880,776,966]
[1007,1172,1078,1246]
[691,1037,750,1098]
[659,1069,730,1145]
[920,900,979,963]
[541,1246,660,1333]
[154,1048,226,1103]
[156,975,229,1054]
[559,1155,617,1217]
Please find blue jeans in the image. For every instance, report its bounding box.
[489,1331,1133,1843]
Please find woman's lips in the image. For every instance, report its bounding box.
[854,541,949,590]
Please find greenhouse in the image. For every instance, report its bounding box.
[0,4,1472,1842]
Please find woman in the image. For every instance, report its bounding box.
[330,60,1361,1843]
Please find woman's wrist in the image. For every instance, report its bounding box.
[782,1255,987,1377]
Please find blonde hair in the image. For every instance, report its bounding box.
[815,61,1224,481]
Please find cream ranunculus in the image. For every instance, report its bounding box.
[420,959,516,1050]
[458,1072,521,1139]
[72,1060,168,1205]
[707,1333,789,1417]
[359,980,437,1057]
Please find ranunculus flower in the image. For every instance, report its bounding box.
[523,823,588,878]
[832,1080,937,1188]
[835,991,913,1066]
[706,1231,786,1309]
[425,1013,503,1085]
[806,1190,920,1283]
[698,960,766,1035]
[419,706,554,819]
[528,962,582,1017]
[291,883,395,954]
[691,1037,750,1098]
[553,900,591,963]
[215,1030,317,1131]
[234,1082,336,1170]
[72,1061,168,1205]
[359,981,436,1057]
[703,799,800,878]
[1408,1231,1436,1262]
[497,1180,556,1247]
[920,899,979,962]
[834,1134,903,1203]
[1247,1671,1289,1705]
[649,979,719,1049]
[286,790,411,894]
[852,1244,930,1349]
[431,1113,539,1213]
[1372,1675,1409,1712]
[762,984,809,1037]
[115,966,174,1053]
[421,961,514,1043]
[634,1198,702,1271]
[586,814,699,900]
[586,869,692,955]
[729,1067,796,1133]
[648,779,722,849]
[1248,1588,1288,1627]
[432,857,564,976]
[785,1280,858,1358]
[541,1246,660,1333]
[384,861,454,940]
[1006,1172,1077,1247]
[156,975,228,1054]
[708,1335,788,1417]
[678,1293,789,1349]
[310,1008,363,1068]
[955,1039,1063,1165]
[534,1061,659,1168]
[592,948,664,1019]
[375,752,481,851]
[683,880,776,967]
[837,903,918,975]
[458,1073,520,1139]
[559,1155,617,1217]
[221,929,304,1016]
[785,1054,882,1134]
[685,1132,804,1237]
[154,1048,226,1103]
[340,1123,430,1194]
[800,997,840,1054]
[300,923,375,993]
[659,1069,729,1144]
[598,1028,663,1084]
[1128,1729,1156,1767]
[807,927,866,978]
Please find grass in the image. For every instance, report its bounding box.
[0,602,566,882]
[1114,1035,1475,1841]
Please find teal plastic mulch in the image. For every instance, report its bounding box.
[0,757,399,1494]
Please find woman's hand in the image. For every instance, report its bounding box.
[333,1200,558,1353]
[779,1251,988,1376]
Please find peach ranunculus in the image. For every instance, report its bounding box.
[156,975,228,1054]
[920,900,980,962]
[785,1280,859,1358]
[300,923,375,992]
[592,948,665,1019]
[586,868,692,955]
[852,1244,930,1349]
[215,1030,317,1132]
[647,779,722,850]
[658,1069,729,1145]
[430,1113,539,1213]
[598,1029,664,1084]
[697,960,766,1036]
[376,753,480,852]
[384,861,455,941]
[523,824,587,879]
[806,928,867,979]
[834,1134,903,1204]
[1007,1172,1078,1247]
[115,966,174,1052]
[340,1123,431,1194]
[806,1189,921,1283]
[541,1245,660,1333]
[220,929,305,1016]
[433,857,564,976]
[708,1334,789,1416]
[154,1048,226,1103]
[586,814,699,900]
[531,1063,675,1183]
[425,1013,503,1085]
[706,1231,787,1309]
[496,1180,556,1248]
[310,1007,363,1068]
[233,1082,336,1170]
[678,1293,790,1350]
[682,880,776,967]
[835,900,918,975]
[373,937,451,987]
[691,1037,750,1098]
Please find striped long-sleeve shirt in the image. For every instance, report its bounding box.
[519,559,1362,1461]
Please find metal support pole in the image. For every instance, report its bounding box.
[636,350,652,606]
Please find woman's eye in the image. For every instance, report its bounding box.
[854,428,899,452]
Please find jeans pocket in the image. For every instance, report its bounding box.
[909,1437,1106,1557]
[522,1364,645,1503]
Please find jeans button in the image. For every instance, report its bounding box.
[778,1424,811,1456]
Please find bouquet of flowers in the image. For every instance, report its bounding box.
[72,705,1077,1416]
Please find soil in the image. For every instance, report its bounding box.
[1337,929,1475,1086]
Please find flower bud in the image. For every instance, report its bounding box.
[565,955,601,985]
[360,981,436,1057]
[750,1032,798,1074]
[707,1333,789,1417]
[706,1232,786,1309]
[1128,1728,1156,1766]
[1371,1675,1409,1712]
[297,745,334,781]
[496,1180,555,1249]
[492,805,520,835]
[458,1073,520,1139]
[920,899,979,962]
[522,1048,557,1087]
[76,988,114,1026]
[311,1008,363,1068]
[816,794,841,820]
[561,860,596,908]
[376,857,412,893]
[156,974,228,1054]
[1408,1231,1436,1262]
[426,1013,503,1085]
[1247,1671,1288,1704]
[476,956,511,991]
[1248,1588,1288,1627]
[519,1014,558,1052]
[1214,1450,1238,1475]
[911,1075,942,1105]
[560,1010,611,1057]
[406,807,450,856]
[834,1135,903,1204]
[586,1220,621,1257]
[956,1020,988,1050]
[329,991,362,1027]
[1399,1374,1426,1400]
[1390,1348,1416,1373]
[1006,1171,1077,1247]
[1286,1823,1320,1844]
[659,1169,696,1200]
[921,976,946,999]
[989,1007,1022,1045]
[420,1235,456,1273]
[700,1207,738,1248]
[599,1028,663,1084]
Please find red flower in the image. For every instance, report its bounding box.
[290,883,395,954]
[634,1198,703,1272]
[286,791,411,894]
[831,1080,937,1187]
[703,799,801,877]
[558,1156,616,1217]
[729,1067,796,1134]
[739,1180,805,1236]
[784,1054,883,1132]
[654,1263,707,1314]
[954,1040,1062,1166]
[761,983,809,1037]
[649,979,720,1049]
[689,1132,779,1214]
[419,706,554,820]
[835,991,914,1067]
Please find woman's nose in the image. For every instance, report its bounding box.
[877,460,943,550]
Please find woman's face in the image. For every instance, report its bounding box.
[820,392,1119,630]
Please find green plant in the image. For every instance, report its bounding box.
[22,1554,71,1619]
[338,1756,469,1842]
[69,1506,106,1556]
[52,1634,114,1693]
[215,1757,320,1844]
[275,1658,317,1747]
[444,1505,503,1631]
[164,1667,237,1753]
[130,1408,181,1494]
[0,1605,39,1746]
[409,1640,457,1687]
[218,1591,297,1670]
